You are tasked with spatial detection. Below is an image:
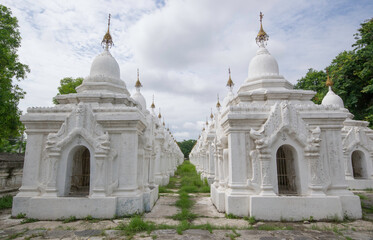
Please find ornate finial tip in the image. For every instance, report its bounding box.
[326,71,333,87]
[101,14,114,49]
[216,101,221,108]
[256,11,269,45]
[135,68,143,88]
[226,68,234,88]
[151,94,155,108]
[216,94,221,108]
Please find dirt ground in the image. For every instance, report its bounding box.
[1,191,373,240]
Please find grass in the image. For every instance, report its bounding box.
[175,192,193,209]
[172,208,197,221]
[159,186,174,193]
[225,213,241,219]
[63,216,77,223]
[175,161,210,194]
[115,216,156,238]
[0,195,13,209]
[357,193,368,200]
[6,229,28,240]
[20,218,39,224]
[156,161,211,234]
[248,216,256,225]
[176,220,190,234]
[16,213,26,219]
[257,224,294,231]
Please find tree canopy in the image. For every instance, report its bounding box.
[0,4,29,140]
[295,18,373,127]
[177,139,196,159]
[53,77,83,104]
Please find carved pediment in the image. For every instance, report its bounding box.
[46,103,110,154]
[342,126,372,153]
[250,101,308,148]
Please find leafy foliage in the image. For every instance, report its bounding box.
[0,195,13,209]
[294,69,327,104]
[0,4,29,140]
[53,77,83,104]
[177,139,196,159]
[0,137,25,153]
[295,18,373,127]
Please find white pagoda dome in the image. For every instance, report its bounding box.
[132,69,147,111]
[248,42,279,80]
[76,18,128,95]
[321,76,344,108]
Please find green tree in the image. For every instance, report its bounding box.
[53,77,83,104]
[330,19,373,125]
[294,68,327,104]
[0,4,29,145]
[177,139,197,159]
[295,18,373,127]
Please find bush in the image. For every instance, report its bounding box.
[0,195,13,209]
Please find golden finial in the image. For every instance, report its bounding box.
[210,108,214,119]
[150,94,155,109]
[206,117,208,126]
[326,69,333,87]
[158,108,162,118]
[202,127,205,131]
[135,68,143,88]
[102,14,114,49]
[256,12,269,45]
[163,117,165,126]
[226,68,234,89]
[216,94,221,109]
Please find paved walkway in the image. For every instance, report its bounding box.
[1,192,373,239]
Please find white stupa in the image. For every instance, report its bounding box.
[191,12,362,221]
[12,15,183,219]
[321,76,344,108]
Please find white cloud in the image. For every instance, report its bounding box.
[4,0,373,140]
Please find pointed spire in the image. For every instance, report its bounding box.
[150,94,155,109]
[256,12,269,46]
[158,108,162,118]
[135,68,143,89]
[163,117,165,126]
[101,14,114,50]
[216,94,221,109]
[210,108,214,120]
[326,69,333,87]
[226,68,234,90]
[206,117,208,126]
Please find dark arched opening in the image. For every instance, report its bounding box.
[69,147,90,196]
[352,150,366,179]
[276,145,297,195]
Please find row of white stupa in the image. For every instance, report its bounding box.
[190,13,373,221]
[12,15,183,220]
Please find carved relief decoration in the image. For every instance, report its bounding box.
[42,103,111,192]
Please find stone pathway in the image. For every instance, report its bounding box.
[1,192,373,239]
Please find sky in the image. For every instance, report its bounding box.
[4,0,373,141]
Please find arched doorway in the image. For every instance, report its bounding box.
[352,150,366,179]
[276,145,297,195]
[69,147,90,196]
